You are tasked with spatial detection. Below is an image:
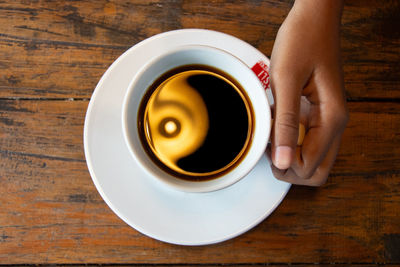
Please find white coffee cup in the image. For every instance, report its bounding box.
[122,45,271,193]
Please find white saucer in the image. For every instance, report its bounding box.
[84,29,290,245]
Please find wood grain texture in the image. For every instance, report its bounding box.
[0,0,399,99]
[341,0,400,99]
[1,0,399,265]
[1,101,399,264]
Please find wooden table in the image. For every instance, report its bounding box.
[1,0,399,265]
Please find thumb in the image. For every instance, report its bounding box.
[270,71,302,170]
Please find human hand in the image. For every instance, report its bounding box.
[268,0,348,186]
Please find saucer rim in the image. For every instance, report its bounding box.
[83,29,291,245]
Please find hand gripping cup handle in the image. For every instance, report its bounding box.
[251,61,305,146]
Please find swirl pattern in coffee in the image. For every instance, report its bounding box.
[138,65,254,181]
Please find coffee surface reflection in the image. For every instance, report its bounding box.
[138,66,254,181]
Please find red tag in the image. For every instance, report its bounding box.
[251,61,270,90]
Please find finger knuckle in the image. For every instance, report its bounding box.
[310,176,328,187]
[329,102,349,129]
[306,170,329,187]
[294,166,315,181]
[335,106,349,126]
[295,165,325,184]
[276,112,299,133]
[302,170,315,180]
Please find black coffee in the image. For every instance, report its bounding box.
[138,65,253,181]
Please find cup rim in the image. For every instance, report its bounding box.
[122,44,271,193]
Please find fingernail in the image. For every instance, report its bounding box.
[274,146,293,170]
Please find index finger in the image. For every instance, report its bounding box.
[291,97,348,179]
